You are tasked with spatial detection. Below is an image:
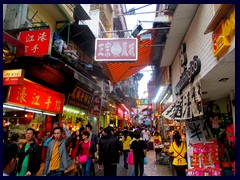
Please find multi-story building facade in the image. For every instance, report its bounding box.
[155,4,235,174]
[3,4,135,134]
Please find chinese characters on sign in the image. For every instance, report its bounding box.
[88,93,102,117]
[136,99,149,105]
[191,82,203,117]
[117,107,124,119]
[162,103,175,120]
[162,81,203,120]
[94,38,138,61]
[3,69,25,86]
[182,91,192,119]
[17,29,52,57]
[7,79,65,113]
[212,9,235,58]
[186,120,206,144]
[67,86,93,110]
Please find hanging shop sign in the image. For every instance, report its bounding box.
[67,86,93,110]
[162,81,203,120]
[191,82,204,117]
[175,56,201,95]
[17,28,52,57]
[212,9,235,58]
[3,69,25,86]
[117,107,124,119]
[136,99,149,105]
[7,79,65,113]
[161,103,175,120]
[186,120,206,144]
[94,38,138,61]
[88,92,102,117]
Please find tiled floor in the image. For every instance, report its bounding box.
[37,150,173,176]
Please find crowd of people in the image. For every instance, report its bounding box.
[3,123,188,176]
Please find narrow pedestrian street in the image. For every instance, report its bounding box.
[36,149,173,176]
[3,4,235,177]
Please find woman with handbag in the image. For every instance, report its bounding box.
[122,130,132,169]
[76,130,95,176]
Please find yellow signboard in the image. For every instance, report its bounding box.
[212,9,235,58]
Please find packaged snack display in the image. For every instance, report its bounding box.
[186,142,221,176]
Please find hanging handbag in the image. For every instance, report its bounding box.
[127,151,134,165]
[144,157,148,165]
[78,141,91,164]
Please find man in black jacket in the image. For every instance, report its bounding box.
[98,126,121,176]
[16,128,42,176]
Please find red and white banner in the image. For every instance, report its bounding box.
[117,107,124,119]
[3,69,25,86]
[7,79,65,113]
[17,29,52,57]
[94,38,138,61]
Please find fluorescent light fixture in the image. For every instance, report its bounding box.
[166,95,173,103]
[43,112,56,116]
[3,104,24,111]
[25,109,42,114]
[160,93,169,104]
[3,103,58,116]
[153,86,164,103]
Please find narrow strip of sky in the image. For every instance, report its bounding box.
[125,4,156,99]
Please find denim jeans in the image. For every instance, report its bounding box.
[123,150,130,168]
[47,170,65,176]
[82,158,92,176]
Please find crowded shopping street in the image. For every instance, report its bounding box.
[3,4,235,177]
[35,137,173,176]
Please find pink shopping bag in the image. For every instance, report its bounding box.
[127,152,134,165]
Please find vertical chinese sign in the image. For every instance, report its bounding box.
[17,29,52,57]
[191,81,203,117]
[94,38,138,61]
[89,93,102,117]
[7,79,65,113]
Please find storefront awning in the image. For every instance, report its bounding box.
[59,23,96,57]
[102,29,156,86]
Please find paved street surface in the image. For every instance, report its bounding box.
[37,150,173,176]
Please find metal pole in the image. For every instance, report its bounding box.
[67,23,70,45]
[101,27,170,34]
[118,11,161,16]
